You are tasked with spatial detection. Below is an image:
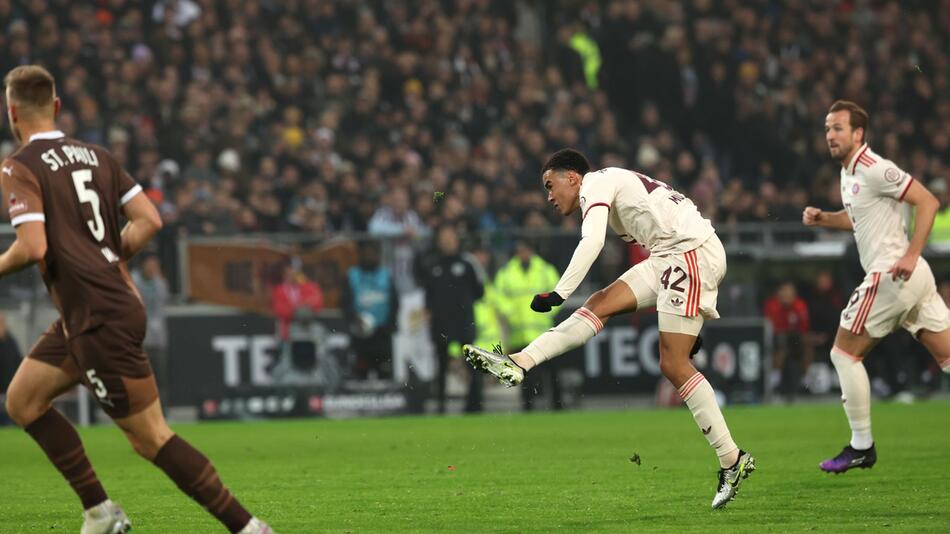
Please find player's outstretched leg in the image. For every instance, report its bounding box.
[114,399,274,533]
[821,329,878,474]
[465,304,605,387]
[659,328,754,508]
[5,358,127,532]
[467,280,636,386]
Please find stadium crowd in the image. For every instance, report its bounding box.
[0,0,949,413]
[1,0,948,242]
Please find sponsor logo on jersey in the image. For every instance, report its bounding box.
[8,193,26,215]
[670,296,684,308]
[884,167,901,183]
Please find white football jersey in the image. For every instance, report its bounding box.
[578,167,715,255]
[839,144,914,272]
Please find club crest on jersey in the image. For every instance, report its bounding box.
[8,193,26,215]
[670,296,684,308]
[851,183,860,195]
[884,167,901,183]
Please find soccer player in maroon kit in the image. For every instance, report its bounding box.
[1,66,274,533]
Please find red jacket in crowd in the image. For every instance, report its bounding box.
[272,278,324,339]
[763,295,810,335]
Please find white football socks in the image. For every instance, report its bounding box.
[830,347,873,450]
[679,372,738,468]
[521,307,603,367]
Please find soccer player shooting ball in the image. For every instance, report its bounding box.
[804,101,950,473]
[464,148,755,509]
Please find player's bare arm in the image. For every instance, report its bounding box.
[0,220,46,277]
[802,206,852,231]
[888,180,939,281]
[120,192,163,260]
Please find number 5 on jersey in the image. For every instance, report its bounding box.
[72,169,105,242]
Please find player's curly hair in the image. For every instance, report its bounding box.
[541,148,591,176]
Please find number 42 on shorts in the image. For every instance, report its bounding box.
[661,266,688,292]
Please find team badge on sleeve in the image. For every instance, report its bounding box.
[884,167,901,183]
[8,193,27,216]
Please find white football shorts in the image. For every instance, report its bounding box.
[619,234,726,332]
[840,257,950,338]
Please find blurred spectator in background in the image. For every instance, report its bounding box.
[0,312,22,426]
[270,260,326,381]
[805,270,844,362]
[763,281,811,399]
[272,260,325,342]
[803,270,844,395]
[368,188,425,238]
[493,240,561,411]
[344,240,399,380]
[369,187,427,294]
[415,225,485,413]
[132,254,170,395]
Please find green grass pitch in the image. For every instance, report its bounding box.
[1,400,949,533]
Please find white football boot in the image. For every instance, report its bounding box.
[237,517,276,534]
[80,500,131,534]
[711,450,756,509]
[462,344,525,387]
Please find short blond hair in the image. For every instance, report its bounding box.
[4,65,56,112]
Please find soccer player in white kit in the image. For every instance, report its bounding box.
[464,149,755,508]
[803,100,950,473]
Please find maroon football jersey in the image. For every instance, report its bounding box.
[1,130,145,337]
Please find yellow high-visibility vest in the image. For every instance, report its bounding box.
[494,256,561,349]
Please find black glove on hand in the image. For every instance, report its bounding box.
[531,291,564,313]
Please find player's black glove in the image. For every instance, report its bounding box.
[531,291,564,313]
[689,335,703,359]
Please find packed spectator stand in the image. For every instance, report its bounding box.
[1,0,949,412]
[2,0,946,249]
